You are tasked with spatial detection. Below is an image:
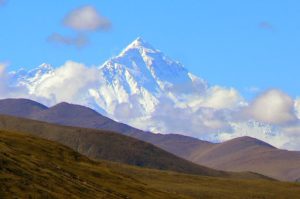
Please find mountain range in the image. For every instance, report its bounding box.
[11,37,207,117]
[5,37,299,153]
[0,98,300,181]
[7,37,244,142]
[0,114,229,178]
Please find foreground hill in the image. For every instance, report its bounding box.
[1,130,300,199]
[0,99,222,163]
[0,114,250,178]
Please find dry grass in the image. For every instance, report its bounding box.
[0,130,300,199]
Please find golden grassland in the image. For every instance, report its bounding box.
[1,130,300,199]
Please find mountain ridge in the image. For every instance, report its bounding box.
[1,98,300,181]
[9,37,208,129]
[0,114,230,177]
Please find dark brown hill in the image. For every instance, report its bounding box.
[0,98,207,159]
[1,98,300,181]
[0,98,47,117]
[0,114,233,178]
[188,136,300,181]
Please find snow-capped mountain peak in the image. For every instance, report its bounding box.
[13,63,54,94]
[120,37,158,56]
[5,38,298,151]
[10,37,207,124]
[28,63,54,77]
[102,38,200,92]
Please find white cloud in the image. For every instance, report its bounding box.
[280,125,300,150]
[200,86,244,109]
[26,61,102,105]
[218,120,291,149]
[0,63,29,99]
[64,6,111,31]
[48,5,111,48]
[4,61,300,150]
[246,89,297,124]
[0,63,8,95]
[127,97,232,139]
[213,91,300,150]
[48,33,88,48]
[295,98,300,119]
[185,86,244,112]
[0,63,14,96]
[0,63,6,75]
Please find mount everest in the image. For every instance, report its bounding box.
[3,37,300,150]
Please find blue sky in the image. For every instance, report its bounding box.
[0,0,299,98]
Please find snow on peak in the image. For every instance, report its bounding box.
[130,37,150,47]
[26,63,53,79]
[91,38,209,121]
[12,63,55,94]
[104,37,194,90]
[125,37,156,54]
[9,38,207,129]
[39,63,53,71]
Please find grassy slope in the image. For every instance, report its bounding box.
[1,131,300,199]
[0,130,174,199]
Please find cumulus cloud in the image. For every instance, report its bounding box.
[200,86,244,109]
[185,86,244,113]
[64,5,111,31]
[0,63,13,96]
[0,62,6,74]
[48,33,88,48]
[0,63,8,92]
[0,63,28,98]
[129,100,231,139]
[48,5,111,48]
[3,60,300,150]
[295,99,300,119]
[27,61,101,105]
[279,125,300,149]
[245,89,297,124]
[217,120,296,149]
[212,90,300,150]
